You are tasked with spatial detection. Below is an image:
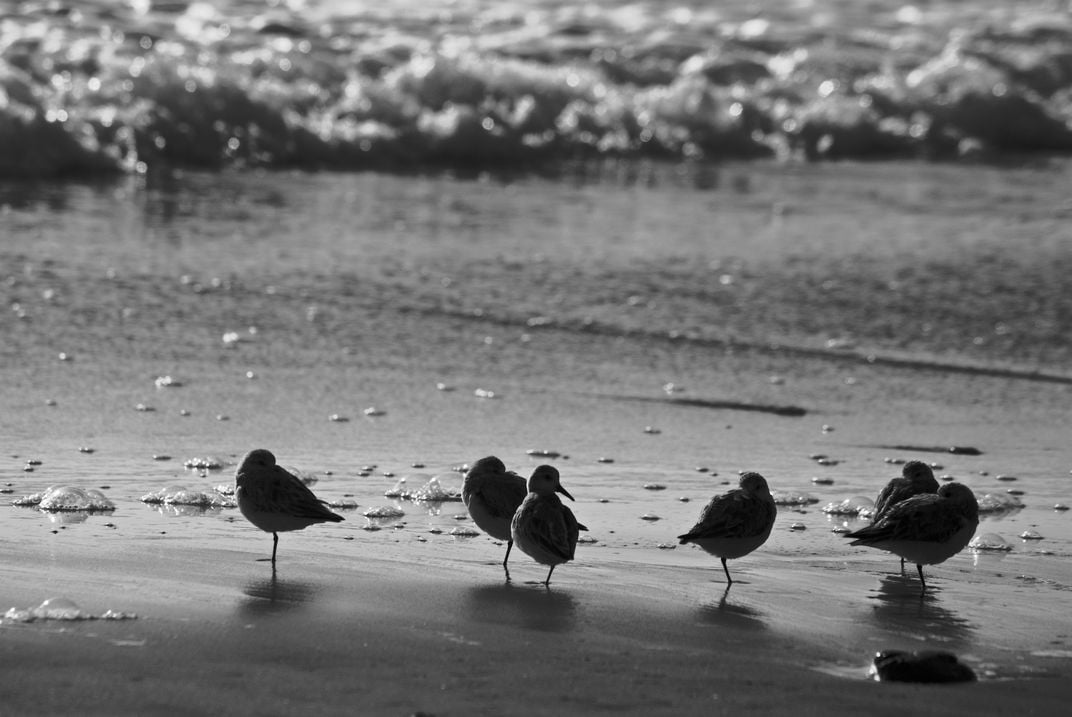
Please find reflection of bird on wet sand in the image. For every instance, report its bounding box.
[462,456,528,580]
[864,575,975,645]
[240,574,318,617]
[871,460,940,570]
[678,472,776,586]
[234,448,344,567]
[696,586,768,632]
[463,583,578,633]
[511,465,587,586]
[844,483,978,594]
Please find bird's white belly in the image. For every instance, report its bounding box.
[238,491,317,533]
[882,523,978,565]
[690,529,771,560]
[467,495,513,541]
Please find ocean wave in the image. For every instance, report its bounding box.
[2,1,1071,177]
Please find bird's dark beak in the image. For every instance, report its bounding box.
[556,485,575,501]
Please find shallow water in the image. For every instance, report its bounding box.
[3,0,1072,177]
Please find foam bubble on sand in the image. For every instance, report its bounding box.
[977,492,1024,514]
[182,456,225,470]
[385,474,462,501]
[771,490,819,506]
[822,495,874,516]
[969,533,1013,551]
[13,486,116,512]
[3,598,137,624]
[140,485,234,508]
[363,505,405,518]
[413,475,462,502]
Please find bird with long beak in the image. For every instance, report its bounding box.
[510,465,587,586]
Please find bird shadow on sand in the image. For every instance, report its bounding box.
[864,575,975,644]
[239,572,319,616]
[696,586,768,631]
[463,582,578,633]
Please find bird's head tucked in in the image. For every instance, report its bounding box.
[738,471,771,495]
[902,460,936,483]
[236,448,277,487]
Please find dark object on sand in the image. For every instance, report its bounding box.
[869,650,977,683]
[878,444,983,456]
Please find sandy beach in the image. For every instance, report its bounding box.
[3,163,1072,715]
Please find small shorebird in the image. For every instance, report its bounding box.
[844,482,979,593]
[872,460,940,569]
[235,448,344,566]
[874,460,940,519]
[462,456,528,578]
[510,465,586,586]
[678,472,777,586]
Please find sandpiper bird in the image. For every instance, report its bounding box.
[510,465,586,586]
[844,482,979,593]
[678,472,777,585]
[462,456,528,578]
[874,460,940,519]
[872,460,940,569]
[235,448,344,566]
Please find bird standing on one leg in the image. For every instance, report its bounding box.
[510,465,586,586]
[844,482,979,594]
[235,448,344,566]
[871,460,940,570]
[678,472,777,586]
[462,456,528,579]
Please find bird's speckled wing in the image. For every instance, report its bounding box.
[847,494,970,545]
[873,477,912,517]
[515,496,579,561]
[244,465,343,521]
[679,489,775,543]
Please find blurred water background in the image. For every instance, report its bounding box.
[3,0,1072,176]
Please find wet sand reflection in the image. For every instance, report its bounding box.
[696,586,768,631]
[865,575,975,645]
[239,573,319,616]
[464,583,578,633]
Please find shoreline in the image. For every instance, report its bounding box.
[4,532,1072,716]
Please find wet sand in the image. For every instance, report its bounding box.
[3,498,1072,716]
[3,343,1072,715]
[3,164,1072,714]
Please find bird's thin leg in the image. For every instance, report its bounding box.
[900,557,906,572]
[271,532,279,566]
[502,541,514,581]
[916,563,927,593]
[721,557,734,585]
[544,565,555,586]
